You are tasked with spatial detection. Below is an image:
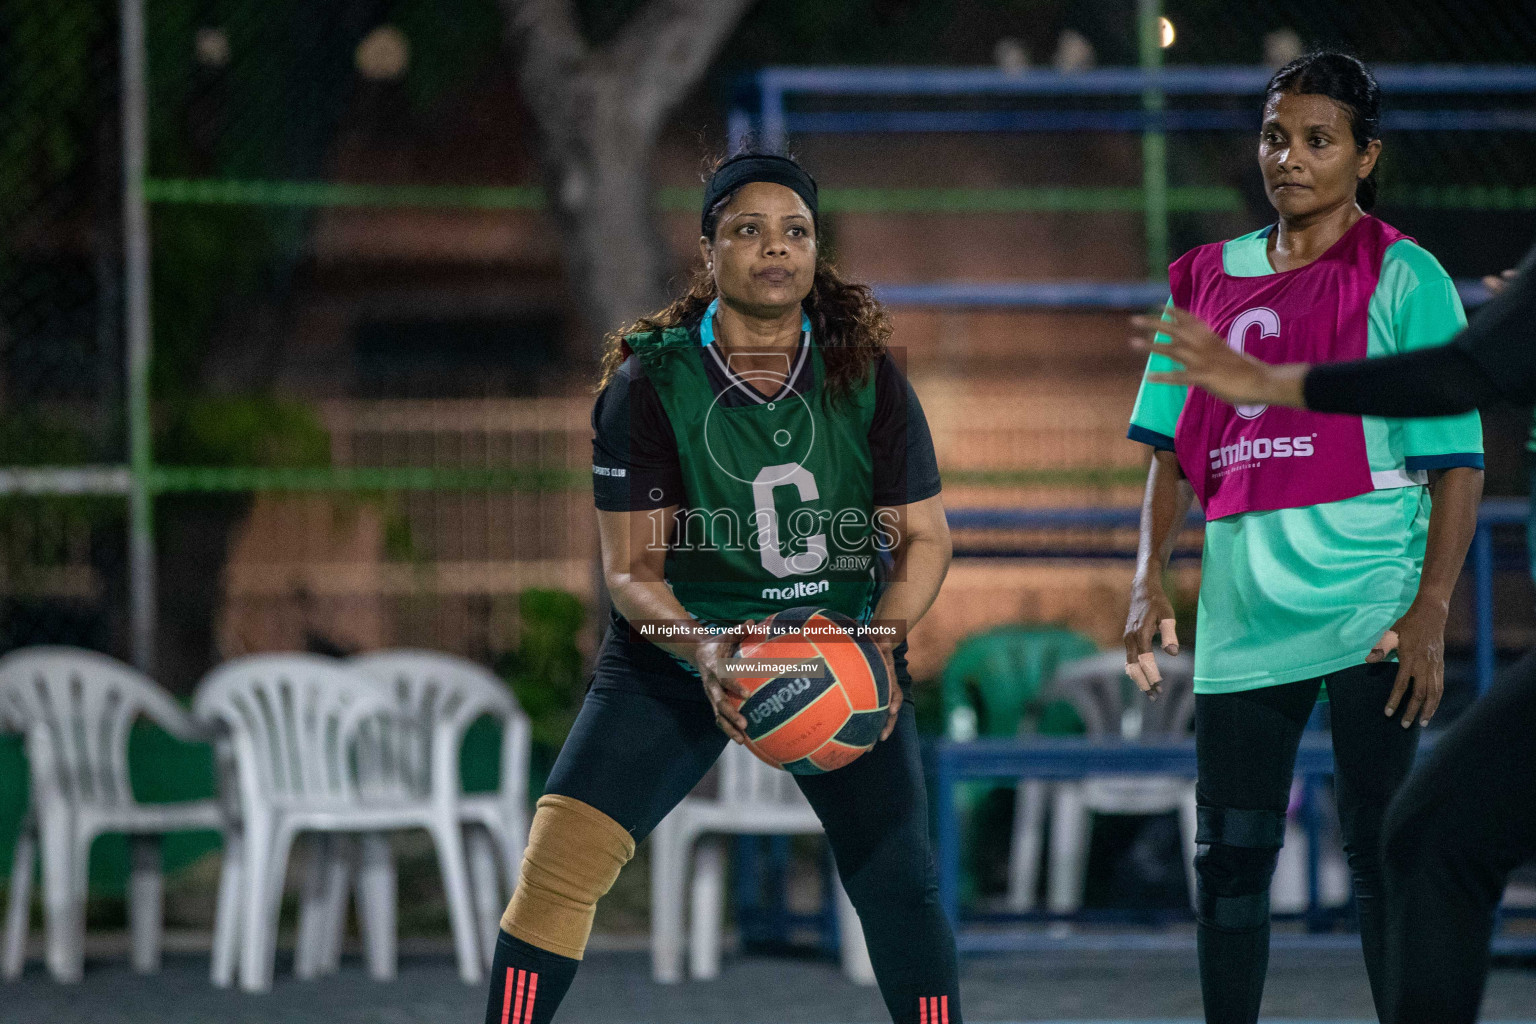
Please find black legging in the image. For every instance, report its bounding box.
[1381,647,1536,1023]
[490,682,961,1024]
[1194,661,1419,1023]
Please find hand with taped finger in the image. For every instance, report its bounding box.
[1482,267,1519,295]
[692,618,761,744]
[1125,578,1180,700]
[1372,597,1449,729]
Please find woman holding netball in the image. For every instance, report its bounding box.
[482,152,960,1024]
[1123,52,1484,1023]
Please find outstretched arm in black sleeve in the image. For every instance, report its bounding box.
[1128,237,1536,418]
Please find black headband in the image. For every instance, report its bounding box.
[700,154,819,236]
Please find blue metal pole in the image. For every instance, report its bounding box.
[1474,523,1496,694]
[727,108,752,153]
[768,835,791,942]
[1303,775,1323,931]
[761,71,787,154]
[735,836,761,941]
[935,743,961,922]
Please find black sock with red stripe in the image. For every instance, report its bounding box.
[484,930,579,1024]
[916,994,957,1024]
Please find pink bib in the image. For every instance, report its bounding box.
[1171,215,1411,520]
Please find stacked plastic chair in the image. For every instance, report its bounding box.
[0,647,224,982]
[1040,648,1198,913]
[649,740,874,985]
[292,650,530,972]
[193,654,484,992]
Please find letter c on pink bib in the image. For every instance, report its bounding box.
[1225,306,1280,419]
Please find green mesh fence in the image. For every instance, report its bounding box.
[5,0,1536,905]
[0,1,132,664]
[1,0,1532,695]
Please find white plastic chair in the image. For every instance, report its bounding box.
[649,742,874,985]
[291,650,530,972]
[0,647,224,983]
[192,654,483,992]
[1037,649,1199,914]
[0,683,27,980]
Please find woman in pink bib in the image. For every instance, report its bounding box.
[1123,52,1485,1023]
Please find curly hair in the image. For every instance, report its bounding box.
[597,157,892,407]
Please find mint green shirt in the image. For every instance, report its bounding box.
[1130,228,1484,693]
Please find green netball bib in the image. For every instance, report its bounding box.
[629,326,881,628]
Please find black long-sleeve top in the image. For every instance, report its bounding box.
[1304,239,1536,417]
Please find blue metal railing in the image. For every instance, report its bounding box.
[928,733,1536,955]
[872,280,1496,311]
[753,64,1536,99]
[948,497,1528,696]
[729,62,1536,293]
[747,64,1536,149]
[929,736,1336,934]
[785,109,1536,135]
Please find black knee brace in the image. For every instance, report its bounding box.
[1194,805,1285,931]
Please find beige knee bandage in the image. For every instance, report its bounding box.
[500,794,636,960]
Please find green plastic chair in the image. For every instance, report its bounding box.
[939,625,1097,908]
[941,625,1097,742]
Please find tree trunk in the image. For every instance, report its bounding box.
[535,79,670,346]
[502,0,759,350]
